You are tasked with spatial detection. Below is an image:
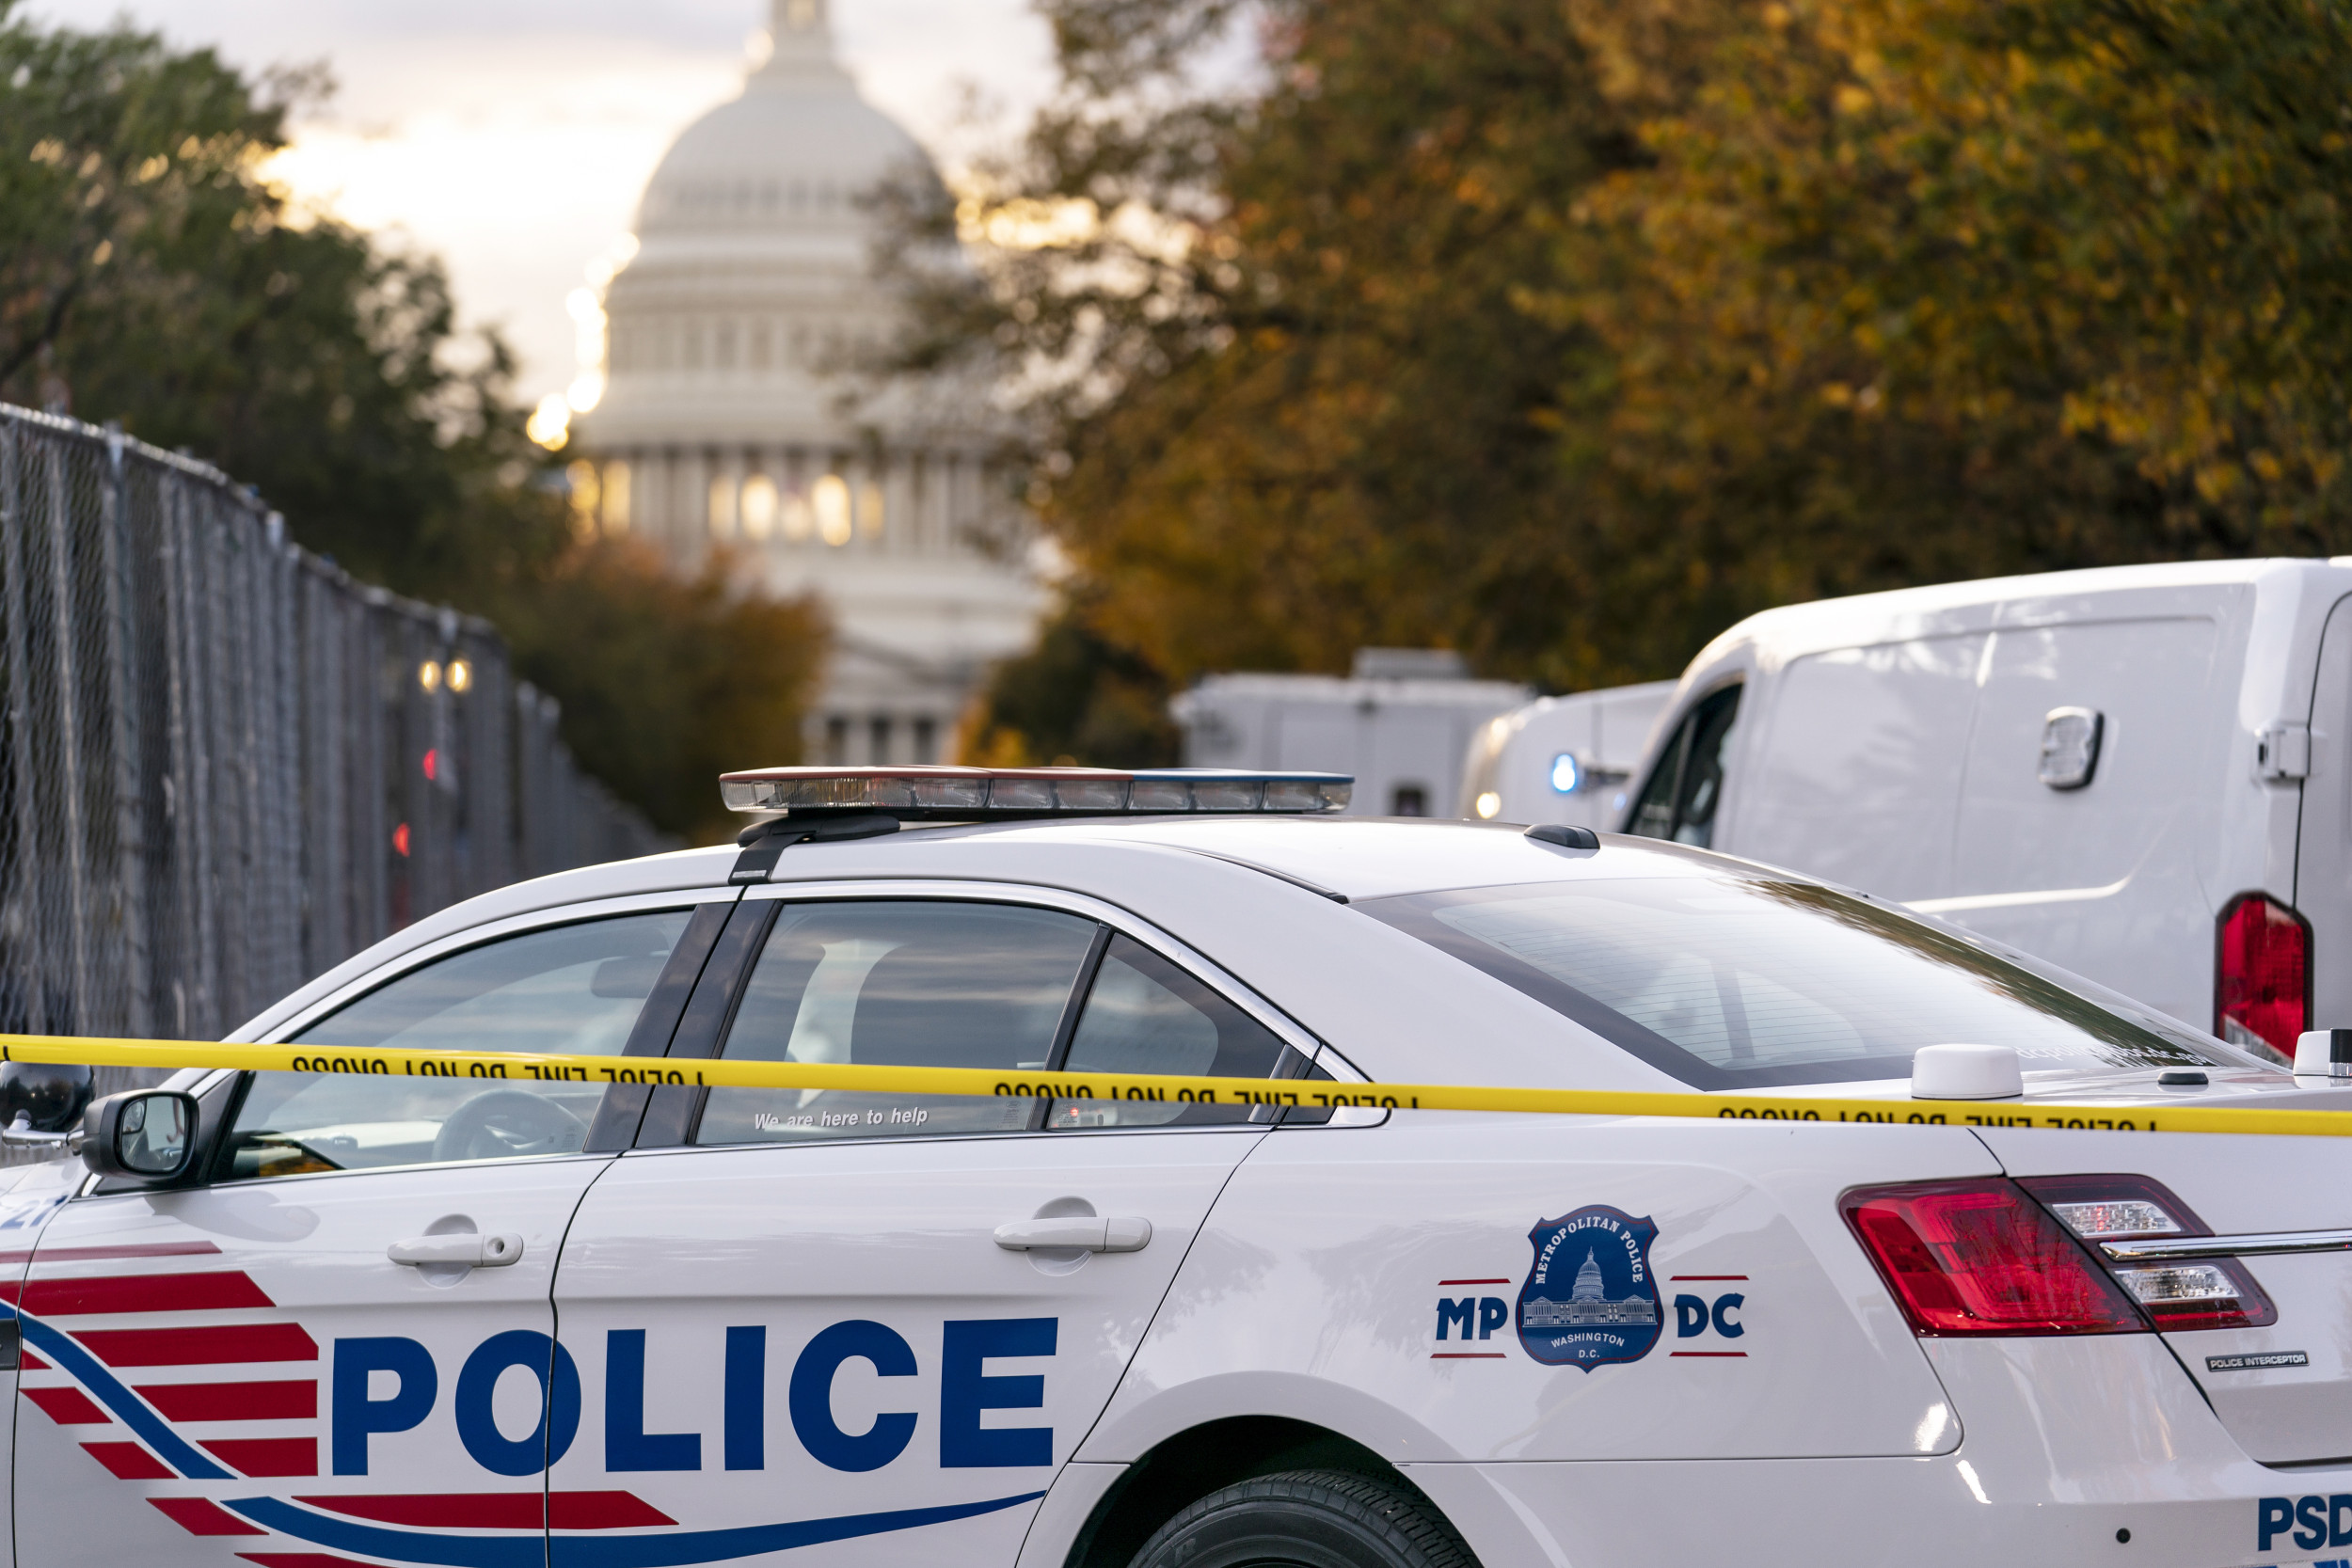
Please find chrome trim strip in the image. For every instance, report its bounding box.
[2100,1230,2352,1262]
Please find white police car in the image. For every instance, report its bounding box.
[5,765,2352,1568]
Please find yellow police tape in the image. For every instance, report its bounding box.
[3,1032,2351,1139]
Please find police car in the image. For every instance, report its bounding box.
[5,765,2352,1568]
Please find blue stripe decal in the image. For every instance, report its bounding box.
[549,1493,1048,1568]
[227,1490,1047,1568]
[2,1303,230,1481]
[228,1498,544,1568]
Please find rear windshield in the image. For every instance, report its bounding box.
[1363,876,2220,1089]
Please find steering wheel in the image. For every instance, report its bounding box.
[431,1088,588,1164]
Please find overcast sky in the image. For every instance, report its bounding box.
[23,0,1058,406]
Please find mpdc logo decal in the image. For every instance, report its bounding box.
[1515,1205,1661,1370]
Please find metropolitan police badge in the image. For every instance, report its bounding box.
[1516,1204,1663,1370]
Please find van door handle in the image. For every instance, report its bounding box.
[993,1217,1152,1253]
[388,1233,524,1268]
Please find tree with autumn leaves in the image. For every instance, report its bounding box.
[921,0,2352,764]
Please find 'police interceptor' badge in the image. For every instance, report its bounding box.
[1517,1205,1662,1370]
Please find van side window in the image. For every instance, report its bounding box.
[1627,685,1740,847]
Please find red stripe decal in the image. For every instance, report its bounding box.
[23,1386,109,1423]
[20,1350,48,1370]
[552,1492,681,1528]
[138,1380,315,1421]
[1435,1279,1510,1286]
[20,1271,273,1316]
[150,1497,267,1536]
[82,1442,174,1480]
[296,1494,546,1528]
[1429,1353,1508,1359]
[1669,1351,1749,1357]
[238,1555,380,1567]
[203,1436,319,1477]
[27,1242,224,1265]
[79,1323,319,1367]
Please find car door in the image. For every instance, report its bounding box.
[548,884,1318,1568]
[11,892,733,1567]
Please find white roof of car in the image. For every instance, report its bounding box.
[228,818,1735,1095]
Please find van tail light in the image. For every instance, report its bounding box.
[2217,893,2309,1065]
[2020,1174,2277,1332]
[1842,1180,2146,1336]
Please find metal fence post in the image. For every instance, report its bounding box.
[97,425,150,1038]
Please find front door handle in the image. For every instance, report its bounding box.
[993,1216,1152,1253]
[388,1233,524,1268]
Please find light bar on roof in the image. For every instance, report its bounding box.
[719,765,1352,819]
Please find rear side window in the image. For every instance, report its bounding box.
[1627,685,1740,846]
[1363,874,2218,1089]
[690,903,1311,1145]
[1052,935,1295,1128]
[694,901,1096,1145]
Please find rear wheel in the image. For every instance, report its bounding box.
[1127,1468,1476,1568]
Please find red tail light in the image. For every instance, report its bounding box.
[2021,1174,2277,1332]
[2217,892,2309,1064]
[1842,1180,2145,1336]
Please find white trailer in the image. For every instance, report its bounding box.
[1620,561,2352,1065]
[1456,681,1677,829]
[1170,649,1529,818]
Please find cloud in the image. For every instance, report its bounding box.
[22,0,1056,398]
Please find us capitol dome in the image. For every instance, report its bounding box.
[574,0,1042,766]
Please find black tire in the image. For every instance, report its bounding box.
[1127,1468,1478,1568]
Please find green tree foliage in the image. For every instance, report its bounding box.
[902,0,2352,757]
[493,542,827,844]
[0,5,825,840]
[959,597,1179,767]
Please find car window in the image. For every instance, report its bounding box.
[692,900,1096,1146]
[222,910,695,1181]
[1049,935,1295,1129]
[1363,874,2220,1089]
[1627,685,1740,846]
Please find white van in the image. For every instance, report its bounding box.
[1171,650,1530,818]
[1456,681,1677,829]
[1621,560,2350,1066]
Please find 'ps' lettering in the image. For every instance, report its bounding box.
[2256,1494,2352,1552]
[329,1318,1056,1475]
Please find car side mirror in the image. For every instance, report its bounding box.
[80,1090,200,1182]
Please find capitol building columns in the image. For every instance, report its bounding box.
[573,0,1041,772]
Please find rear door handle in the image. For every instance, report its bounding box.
[993,1217,1152,1253]
[388,1233,524,1268]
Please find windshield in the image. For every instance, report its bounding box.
[1363,875,2222,1089]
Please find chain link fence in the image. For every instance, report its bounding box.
[0,404,672,1131]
